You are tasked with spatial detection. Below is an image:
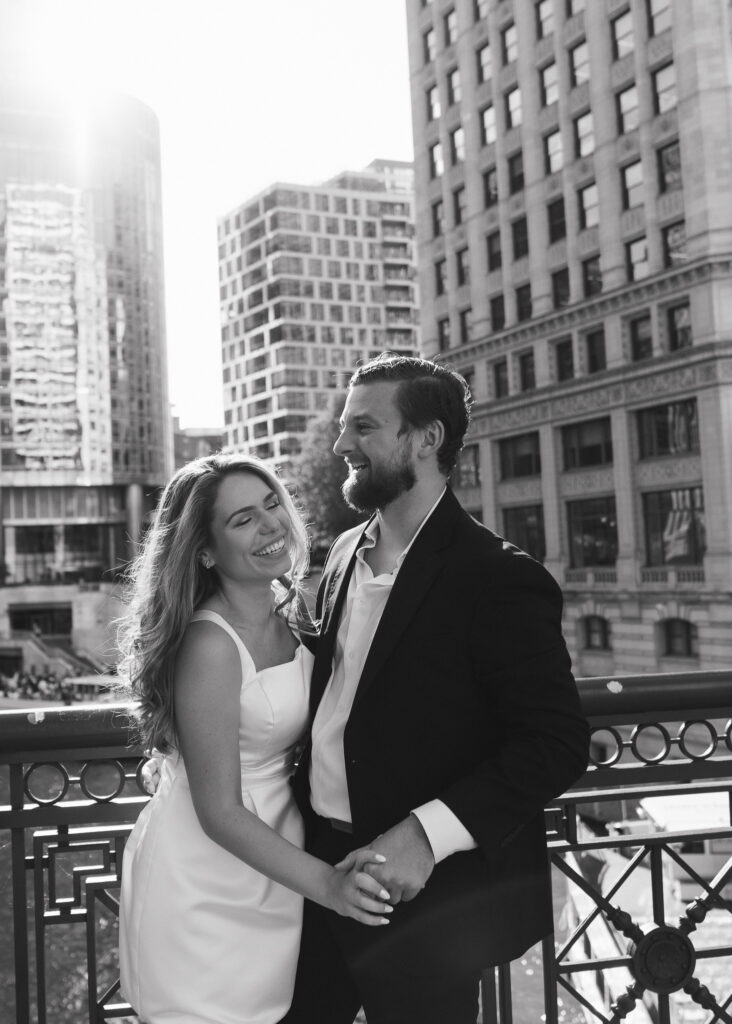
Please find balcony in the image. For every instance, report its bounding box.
[566,568,618,586]
[2,671,732,1023]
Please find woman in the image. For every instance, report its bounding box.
[118,453,391,1024]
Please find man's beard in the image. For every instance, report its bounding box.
[342,454,416,513]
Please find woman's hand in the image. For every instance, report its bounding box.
[325,849,394,926]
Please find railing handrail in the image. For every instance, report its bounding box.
[0,669,730,757]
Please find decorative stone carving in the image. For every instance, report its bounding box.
[578,227,600,255]
[560,469,614,495]
[636,458,702,486]
[624,367,697,399]
[496,479,543,503]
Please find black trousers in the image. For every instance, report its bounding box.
[279,818,481,1024]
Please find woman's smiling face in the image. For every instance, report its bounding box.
[204,471,293,586]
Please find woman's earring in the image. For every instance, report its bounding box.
[201,556,213,569]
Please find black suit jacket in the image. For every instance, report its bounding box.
[295,487,589,966]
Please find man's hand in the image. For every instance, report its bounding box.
[355,814,435,904]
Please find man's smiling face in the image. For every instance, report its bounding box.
[333,382,417,513]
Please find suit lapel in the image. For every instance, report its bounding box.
[350,488,461,710]
[309,522,369,716]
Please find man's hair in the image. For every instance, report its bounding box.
[348,354,472,475]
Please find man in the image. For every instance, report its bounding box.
[283,355,589,1024]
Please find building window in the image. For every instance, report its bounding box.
[501,22,517,64]
[484,167,498,207]
[477,43,492,83]
[505,87,522,128]
[637,399,699,458]
[653,63,677,113]
[612,11,634,60]
[424,28,436,63]
[453,186,466,226]
[438,316,451,351]
[493,357,509,396]
[503,505,546,561]
[459,308,472,344]
[577,183,598,228]
[474,0,488,20]
[450,126,465,163]
[574,111,594,157]
[448,67,461,106]
[455,443,480,486]
[499,431,541,479]
[429,142,444,178]
[552,268,570,308]
[616,84,639,133]
[566,0,585,12]
[512,217,529,259]
[487,230,502,271]
[491,294,506,331]
[662,221,686,267]
[508,151,524,193]
[427,85,441,121]
[456,247,470,286]
[432,199,444,237]
[540,62,559,107]
[630,314,653,360]
[644,487,705,566]
[621,160,644,209]
[657,140,682,193]
[647,0,672,36]
[569,40,590,87]
[584,616,611,650]
[568,496,618,568]
[548,198,566,242]
[661,619,698,658]
[626,237,649,281]
[585,328,606,373]
[555,338,574,381]
[481,105,496,145]
[536,0,554,37]
[444,8,458,45]
[435,259,447,296]
[562,417,613,469]
[518,346,535,386]
[544,129,563,173]
[668,302,692,350]
[582,255,603,297]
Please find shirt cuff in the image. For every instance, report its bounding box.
[411,800,477,864]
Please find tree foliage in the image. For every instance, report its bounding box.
[291,396,366,562]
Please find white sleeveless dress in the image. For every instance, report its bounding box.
[119,610,313,1024]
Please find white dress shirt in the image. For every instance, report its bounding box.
[309,489,477,863]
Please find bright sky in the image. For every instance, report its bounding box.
[6,0,415,427]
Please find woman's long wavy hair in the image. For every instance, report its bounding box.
[117,453,311,754]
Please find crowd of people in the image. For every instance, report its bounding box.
[0,666,77,703]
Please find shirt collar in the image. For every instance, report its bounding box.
[357,487,447,571]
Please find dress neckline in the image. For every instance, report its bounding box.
[190,608,301,673]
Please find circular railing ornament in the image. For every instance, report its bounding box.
[628,924,696,994]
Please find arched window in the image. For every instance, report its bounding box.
[662,618,698,658]
[583,615,611,650]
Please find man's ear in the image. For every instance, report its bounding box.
[417,420,445,459]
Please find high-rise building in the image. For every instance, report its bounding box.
[405,0,732,673]
[218,160,418,473]
[0,85,171,670]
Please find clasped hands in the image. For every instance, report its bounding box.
[337,814,435,906]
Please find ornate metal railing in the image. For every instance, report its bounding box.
[1,670,731,1024]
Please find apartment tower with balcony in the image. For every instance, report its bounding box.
[0,84,171,669]
[405,0,732,673]
[217,160,418,473]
